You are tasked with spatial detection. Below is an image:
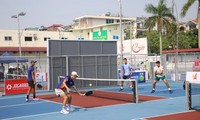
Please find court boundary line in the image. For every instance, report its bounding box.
[40,97,85,109]
[131,110,196,120]
[139,87,182,94]
[0,101,46,108]
[2,111,59,120]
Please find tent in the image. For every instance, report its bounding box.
[0,52,28,63]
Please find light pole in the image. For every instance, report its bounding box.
[118,0,123,67]
[174,2,179,82]
[11,12,26,57]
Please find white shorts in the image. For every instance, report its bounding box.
[55,88,65,96]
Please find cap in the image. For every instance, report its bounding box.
[71,71,79,77]
[30,60,37,63]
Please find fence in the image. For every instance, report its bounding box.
[0,56,49,95]
[49,55,118,90]
[163,52,200,81]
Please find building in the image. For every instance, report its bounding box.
[72,15,137,40]
[0,29,74,56]
[0,15,137,56]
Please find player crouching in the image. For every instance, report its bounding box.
[55,71,84,114]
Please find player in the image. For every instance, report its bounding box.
[119,58,132,91]
[26,60,39,102]
[55,71,84,114]
[144,60,151,80]
[151,61,172,94]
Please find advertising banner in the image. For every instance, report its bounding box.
[131,71,146,83]
[117,38,148,55]
[93,30,108,40]
[186,72,200,82]
[5,78,29,95]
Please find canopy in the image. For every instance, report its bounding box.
[0,52,28,63]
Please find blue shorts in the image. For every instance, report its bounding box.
[123,75,130,79]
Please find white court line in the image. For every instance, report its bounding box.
[40,98,84,109]
[0,101,46,108]
[0,96,25,100]
[131,110,196,120]
[2,111,59,120]
[139,88,182,94]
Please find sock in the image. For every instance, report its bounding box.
[120,87,123,89]
[26,95,29,99]
[152,88,155,90]
[68,104,71,108]
[168,88,171,90]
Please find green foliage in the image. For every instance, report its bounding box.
[136,29,198,54]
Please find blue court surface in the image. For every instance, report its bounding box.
[0,81,193,120]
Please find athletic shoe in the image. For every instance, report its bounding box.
[151,90,155,93]
[32,98,40,101]
[119,88,123,91]
[169,90,172,94]
[60,109,69,114]
[26,98,29,102]
[66,106,72,112]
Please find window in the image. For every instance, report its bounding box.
[61,37,68,40]
[106,19,114,24]
[44,37,51,41]
[25,37,32,41]
[4,36,12,41]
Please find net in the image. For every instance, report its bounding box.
[185,81,200,110]
[58,76,138,103]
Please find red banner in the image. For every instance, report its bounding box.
[5,79,29,95]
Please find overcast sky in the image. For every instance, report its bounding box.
[0,0,198,30]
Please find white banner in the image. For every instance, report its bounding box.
[117,37,148,55]
[186,72,200,82]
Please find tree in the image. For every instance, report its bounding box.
[145,0,176,55]
[181,0,200,48]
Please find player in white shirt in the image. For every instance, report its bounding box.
[151,61,172,94]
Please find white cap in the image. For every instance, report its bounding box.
[71,71,79,77]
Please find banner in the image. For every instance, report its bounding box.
[186,72,200,82]
[131,71,146,83]
[5,79,29,95]
[35,72,47,82]
[92,30,108,40]
[117,38,148,55]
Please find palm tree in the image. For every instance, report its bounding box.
[181,0,200,48]
[145,0,176,54]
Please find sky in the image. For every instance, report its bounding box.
[0,0,198,30]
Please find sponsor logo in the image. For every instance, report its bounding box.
[132,42,145,53]
[6,83,28,90]
[6,84,12,90]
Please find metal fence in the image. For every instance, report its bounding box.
[49,55,118,90]
[163,52,200,81]
[0,56,49,94]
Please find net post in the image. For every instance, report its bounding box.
[132,79,139,103]
[185,81,191,110]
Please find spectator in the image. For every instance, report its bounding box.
[194,57,200,71]
[194,57,199,67]
[0,63,5,81]
[144,60,151,80]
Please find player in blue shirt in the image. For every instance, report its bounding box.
[26,60,39,102]
[119,58,132,91]
[55,71,84,114]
